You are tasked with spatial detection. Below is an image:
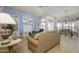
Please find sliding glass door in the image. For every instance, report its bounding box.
[57,21,75,31]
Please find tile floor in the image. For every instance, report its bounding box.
[48,35,79,53]
[16,35,79,53]
[1,35,79,53]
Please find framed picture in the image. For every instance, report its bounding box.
[12,15,19,24]
[23,16,32,25]
[11,15,20,30]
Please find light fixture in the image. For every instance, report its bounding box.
[0,13,16,24]
[0,6,16,24]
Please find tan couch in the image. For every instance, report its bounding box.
[28,31,60,53]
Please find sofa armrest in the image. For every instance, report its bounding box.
[28,36,38,47]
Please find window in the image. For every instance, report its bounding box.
[41,19,45,30]
[48,22,54,31]
[57,23,62,31]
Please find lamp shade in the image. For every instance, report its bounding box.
[0,13,16,24]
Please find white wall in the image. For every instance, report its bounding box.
[23,24,32,36]
[74,20,79,32]
[48,20,54,31]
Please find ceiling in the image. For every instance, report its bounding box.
[7,6,79,17]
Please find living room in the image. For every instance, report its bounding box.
[0,6,79,53]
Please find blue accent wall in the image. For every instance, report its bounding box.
[31,16,34,32]
[37,16,41,31]
[2,7,33,34]
[1,6,41,35]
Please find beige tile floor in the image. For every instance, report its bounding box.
[48,35,79,53]
[1,35,79,53]
[16,35,79,53]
